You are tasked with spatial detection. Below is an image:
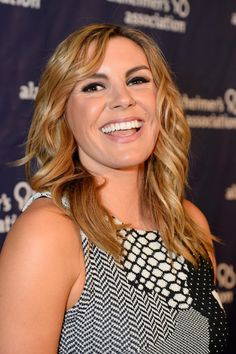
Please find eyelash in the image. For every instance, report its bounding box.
[81,83,105,93]
[128,76,150,86]
[81,76,150,93]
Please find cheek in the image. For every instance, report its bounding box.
[150,95,158,115]
[138,89,157,113]
[149,117,160,151]
[66,101,90,134]
[70,99,105,128]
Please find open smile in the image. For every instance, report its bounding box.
[100,119,145,143]
[101,119,143,136]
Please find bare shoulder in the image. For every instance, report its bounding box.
[1,196,83,299]
[4,197,80,252]
[0,198,82,354]
[183,199,211,234]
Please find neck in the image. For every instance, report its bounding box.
[96,164,152,229]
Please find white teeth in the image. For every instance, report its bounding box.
[101,120,143,134]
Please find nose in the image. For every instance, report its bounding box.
[108,85,136,110]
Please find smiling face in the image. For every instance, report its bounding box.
[66,36,159,175]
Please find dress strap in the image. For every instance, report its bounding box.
[22,191,52,212]
[22,191,70,212]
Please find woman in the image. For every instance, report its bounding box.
[0,24,228,353]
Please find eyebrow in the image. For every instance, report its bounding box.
[88,65,151,80]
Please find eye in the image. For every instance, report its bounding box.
[81,82,105,93]
[127,76,150,86]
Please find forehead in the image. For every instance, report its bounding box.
[87,36,150,70]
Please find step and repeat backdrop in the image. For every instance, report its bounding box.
[0,0,235,351]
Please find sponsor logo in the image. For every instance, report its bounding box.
[217,263,236,305]
[224,88,236,115]
[171,0,190,18]
[13,181,33,210]
[0,181,33,233]
[182,88,236,129]
[231,12,236,26]
[0,0,40,9]
[107,0,190,33]
[0,214,17,233]
[19,81,38,100]
[0,193,11,213]
[225,184,236,201]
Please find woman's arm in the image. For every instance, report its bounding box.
[0,199,81,354]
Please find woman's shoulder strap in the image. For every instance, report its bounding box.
[22,191,70,212]
[22,191,52,212]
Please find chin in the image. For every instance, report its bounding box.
[109,157,149,170]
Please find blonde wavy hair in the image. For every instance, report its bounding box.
[22,23,215,265]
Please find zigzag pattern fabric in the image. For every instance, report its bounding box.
[58,230,228,353]
[23,193,228,353]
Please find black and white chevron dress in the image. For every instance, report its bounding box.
[24,193,229,354]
